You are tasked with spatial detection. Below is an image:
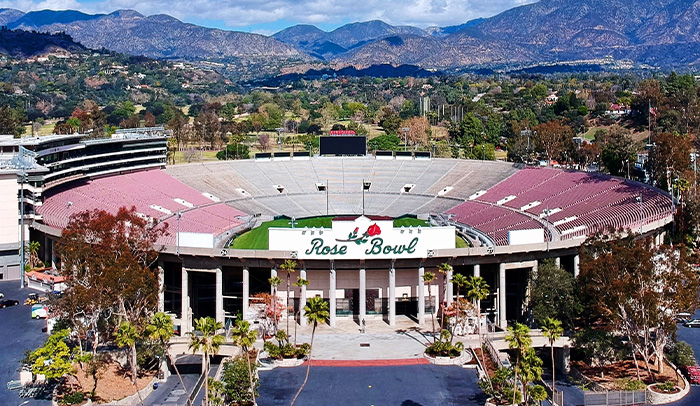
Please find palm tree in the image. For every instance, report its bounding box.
[465,275,491,384]
[188,317,224,406]
[114,321,139,384]
[540,317,564,392]
[280,260,297,335]
[450,273,468,342]
[437,263,453,331]
[26,240,41,269]
[292,276,309,345]
[422,271,437,343]
[291,296,329,406]
[231,319,259,406]
[146,312,192,406]
[268,276,283,335]
[505,323,532,405]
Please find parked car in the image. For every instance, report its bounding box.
[677,312,693,323]
[31,304,48,319]
[0,299,19,308]
[684,319,700,328]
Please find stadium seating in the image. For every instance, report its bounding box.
[39,158,673,248]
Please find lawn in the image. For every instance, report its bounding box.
[232,216,430,250]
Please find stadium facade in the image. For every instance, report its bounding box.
[0,130,674,334]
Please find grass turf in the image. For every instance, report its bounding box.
[232,216,430,250]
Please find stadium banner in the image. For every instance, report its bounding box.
[269,216,455,259]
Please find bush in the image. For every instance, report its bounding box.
[62,391,85,405]
[615,378,646,391]
[263,340,310,359]
[425,329,464,358]
[478,367,521,405]
[655,381,676,392]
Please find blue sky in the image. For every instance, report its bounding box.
[0,0,538,34]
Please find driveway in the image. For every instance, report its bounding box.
[258,364,485,406]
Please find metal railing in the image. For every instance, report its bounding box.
[583,390,646,406]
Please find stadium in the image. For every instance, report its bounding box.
[0,129,674,336]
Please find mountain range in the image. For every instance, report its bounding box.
[1,0,700,71]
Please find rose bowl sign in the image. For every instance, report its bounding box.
[268,216,455,259]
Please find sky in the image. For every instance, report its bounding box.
[0,0,538,34]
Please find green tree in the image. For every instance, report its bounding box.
[505,323,533,402]
[0,104,25,137]
[188,317,225,406]
[114,321,139,384]
[530,259,578,328]
[422,271,437,343]
[368,134,401,151]
[291,297,330,406]
[146,312,192,406]
[540,317,564,392]
[216,143,250,160]
[25,240,41,269]
[27,329,86,381]
[465,275,491,384]
[231,320,259,406]
[219,357,259,405]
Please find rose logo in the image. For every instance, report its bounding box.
[367,223,381,237]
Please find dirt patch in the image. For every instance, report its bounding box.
[474,347,499,377]
[573,359,683,390]
[70,361,156,403]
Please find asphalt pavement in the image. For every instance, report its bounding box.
[258,364,485,406]
[0,280,52,406]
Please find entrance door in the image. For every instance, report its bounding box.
[366,289,380,314]
[346,290,359,316]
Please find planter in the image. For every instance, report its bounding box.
[272,357,305,368]
[424,350,473,366]
[647,382,689,404]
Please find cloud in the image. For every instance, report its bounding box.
[0,0,540,29]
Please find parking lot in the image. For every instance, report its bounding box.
[0,280,51,406]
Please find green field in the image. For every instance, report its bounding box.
[231,216,430,250]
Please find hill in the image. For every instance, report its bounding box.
[0,28,87,58]
[5,9,304,61]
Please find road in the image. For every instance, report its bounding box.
[0,281,52,406]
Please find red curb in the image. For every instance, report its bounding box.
[304,358,430,367]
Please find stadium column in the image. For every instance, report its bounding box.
[242,266,250,321]
[300,269,307,326]
[215,267,224,325]
[181,267,190,335]
[498,263,507,329]
[359,267,366,324]
[573,254,580,278]
[157,259,165,313]
[329,266,337,327]
[389,265,396,326]
[50,239,57,269]
[446,267,455,307]
[418,266,425,325]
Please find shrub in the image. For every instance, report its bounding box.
[478,367,521,405]
[62,391,85,405]
[425,329,464,358]
[615,378,646,391]
[655,381,676,393]
[263,340,310,359]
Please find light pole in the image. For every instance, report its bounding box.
[402,127,410,152]
[543,206,552,252]
[176,211,182,256]
[636,193,643,234]
[326,179,329,216]
[19,172,26,288]
[276,127,284,152]
[362,180,371,216]
[482,144,486,161]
